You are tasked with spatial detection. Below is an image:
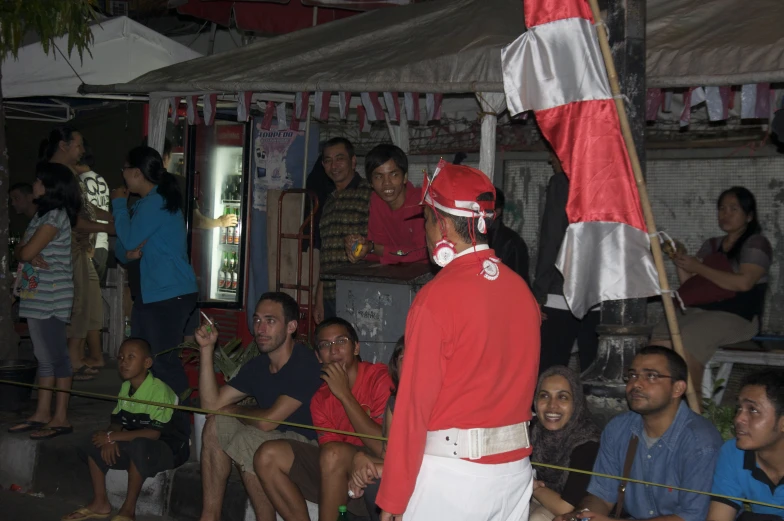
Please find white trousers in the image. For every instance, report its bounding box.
[404,455,533,521]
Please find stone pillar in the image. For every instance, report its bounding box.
[583,0,648,422]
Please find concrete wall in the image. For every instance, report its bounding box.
[502,150,784,334]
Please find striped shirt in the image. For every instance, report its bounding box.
[319,174,372,301]
[19,209,74,322]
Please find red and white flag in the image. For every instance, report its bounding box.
[357,105,371,133]
[383,92,400,122]
[170,97,181,124]
[425,93,442,121]
[338,92,351,120]
[705,86,731,121]
[646,89,662,121]
[314,91,331,121]
[404,92,419,122]
[360,92,384,121]
[295,92,310,121]
[276,102,288,130]
[237,92,253,122]
[260,101,275,130]
[186,96,201,126]
[203,93,218,126]
[501,0,659,317]
[741,83,771,120]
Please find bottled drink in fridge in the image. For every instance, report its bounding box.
[230,262,238,291]
[232,208,241,245]
[220,208,229,244]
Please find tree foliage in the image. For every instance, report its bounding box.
[0,0,98,63]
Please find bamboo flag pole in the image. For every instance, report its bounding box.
[586,0,701,413]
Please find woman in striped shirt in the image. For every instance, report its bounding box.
[8,162,83,440]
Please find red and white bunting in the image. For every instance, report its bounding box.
[645,89,662,121]
[276,102,288,130]
[680,87,706,127]
[360,92,384,121]
[338,92,351,120]
[425,93,443,121]
[357,105,371,133]
[203,93,218,126]
[741,83,771,119]
[260,101,275,130]
[237,92,253,122]
[404,92,419,122]
[704,86,731,121]
[383,92,400,122]
[170,97,181,124]
[663,91,673,113]
[295,92,310,121]
[186,96,201,125]
[315,91,331,121]
[291,117,300,131]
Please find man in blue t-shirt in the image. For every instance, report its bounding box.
[195,292,322,521]
[707,369,784,521]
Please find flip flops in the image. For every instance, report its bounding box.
[30,425,73,440]
[73,365,97,381]
[60,507,111,520]
[7,420,46,433]
[110,516,134,521]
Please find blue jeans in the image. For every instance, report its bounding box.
[28,317,71,378]
[131,293,197,400]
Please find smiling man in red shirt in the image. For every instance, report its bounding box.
[254,317,393,521]
[377,160,541,521]
[344,144,427,265]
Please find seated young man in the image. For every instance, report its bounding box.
[254,317,393,521]
[194,292,323,521]
[64,338,189,521]
[558,346,723,521]
[344,144,427,265]
[707,369,784,521]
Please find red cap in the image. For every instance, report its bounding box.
[422,159,496,221]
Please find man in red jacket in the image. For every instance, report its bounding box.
[377,160,541,521]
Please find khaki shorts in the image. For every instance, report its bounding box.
[286,439,369,516]
[215,415,313,475]
[651,308,759,365]
[67,249,103,339]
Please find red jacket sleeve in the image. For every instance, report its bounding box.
[311,389,341,446]
[365,198,386,263]
[376,303,445,514]
[368,367,394,425]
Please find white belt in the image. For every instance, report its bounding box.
[424,422,530,461]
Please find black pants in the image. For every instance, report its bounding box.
[362,479,382,521]
[539,307,600,374]
[131,293,197,399]
[78,436,176,479]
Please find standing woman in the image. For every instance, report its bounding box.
[8,163,83,439]
[42,127,113,379]
[111,146,197,398]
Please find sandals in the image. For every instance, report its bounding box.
[7,420,46,433]
[73,365,97,381]
[30,425,73,440]
[61,507,111,520]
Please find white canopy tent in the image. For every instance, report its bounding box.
[80,0,784,174]
[2,16,202,121]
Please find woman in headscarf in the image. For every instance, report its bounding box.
[530,366,602,521]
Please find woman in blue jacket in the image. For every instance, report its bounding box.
[111,146,198,398]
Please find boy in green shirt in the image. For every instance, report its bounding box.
[63,339,189,521]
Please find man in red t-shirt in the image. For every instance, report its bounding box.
[377,160,540,521]
[344,144,427,265]
[254,317,393,521]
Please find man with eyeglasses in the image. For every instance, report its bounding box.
[558,346,722,521]
[254,317,393,521]
[193,292,323,521]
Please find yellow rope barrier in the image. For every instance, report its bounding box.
[1,378,782,511]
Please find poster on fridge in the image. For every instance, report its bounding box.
[252,123,303,211]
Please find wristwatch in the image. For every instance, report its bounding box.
[369,241,375,254]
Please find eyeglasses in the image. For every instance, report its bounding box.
[317,336,352,350]
[623,371,674,384]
